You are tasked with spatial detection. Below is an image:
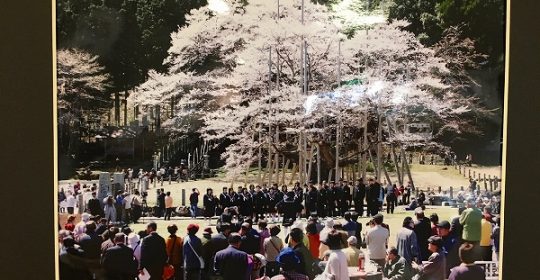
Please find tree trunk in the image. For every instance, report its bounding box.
[362,114,368,179]
[274,127,280,184]
[303,133,309,184]
[289,163,298,185]
[317,143,321,185]
[391,144,403,186]
[368,149,377,178]
[401,147,414,187]
[258,125,262,185]
[307,144,315,184]
[282,159,290,186]
[377,113,382,180]
[298,132,303,185]
[115,91,120,126]
[335,119,340,181]
[268,125,273,186]
[124,90,128,126]
[382,163,392,186]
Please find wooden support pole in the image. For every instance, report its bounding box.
[489,175,493,192]
[282,159,290,186]
[468,169,471,178]
[391,144,403,186]
[268,125,273,187]
[484,174,487,191]
[289,163,298,185]
[328,169,333,183]
[450,186,454,199]
[401,147,414,187]
[181,189,186,206]
[307,144,315,184]
[317,143,321,185]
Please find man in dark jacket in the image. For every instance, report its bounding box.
[341,182,352,216]
[368,179,382,216]
[253,186,266,222]
[218,187,231,215]
[101,233,138,280]
[87,192,103,217]
[329,182,340,217]
[383,247,410,280]
[140,222,167,280]
[305,184,319,217]
[209,223,231,265]
[78,221,102,260]
[214,233,249,279]
[414,208,433,262]
[59,236,92,280]
[239,222,261,254]
[437,220,459,276]
[317,183,328,218]
[78,221,103,279]
[353,179,366,217]
[276,192,303,227]
[289,228,316,279]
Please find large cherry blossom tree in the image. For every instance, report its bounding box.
[130,0,483,184]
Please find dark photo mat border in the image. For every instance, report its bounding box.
[1,0,540,279]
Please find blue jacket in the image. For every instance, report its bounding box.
[183,234,203,269]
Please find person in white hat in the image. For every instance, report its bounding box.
[342,236,362,266]
[319,218,334,259]
[73,213,90,241]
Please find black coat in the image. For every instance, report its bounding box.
[353,184,366,203]
[276,199,302,225]
[214,245,248,279]
[203,194,217,217]
[101,244,138,279]
[240,232,260,255]
[59,248,92,280]
[87,198,102,216]
[158,193,166,209]
[414,217,433,261]
[219,193,231,208]
[252,191,266,212]
[342,185,352,204]
[140,232,168,270]
[78,232,102,259]
[305,189,318,211]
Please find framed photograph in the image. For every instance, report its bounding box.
[53,0,510,279]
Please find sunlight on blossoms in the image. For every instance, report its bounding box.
[208,0,230,15]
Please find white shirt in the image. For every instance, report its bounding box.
[366,225,389,260]
[66,195,77,208]
[123,195,133,209]
[324,250,349,280]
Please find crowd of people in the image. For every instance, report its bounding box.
[59,178,500,280]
